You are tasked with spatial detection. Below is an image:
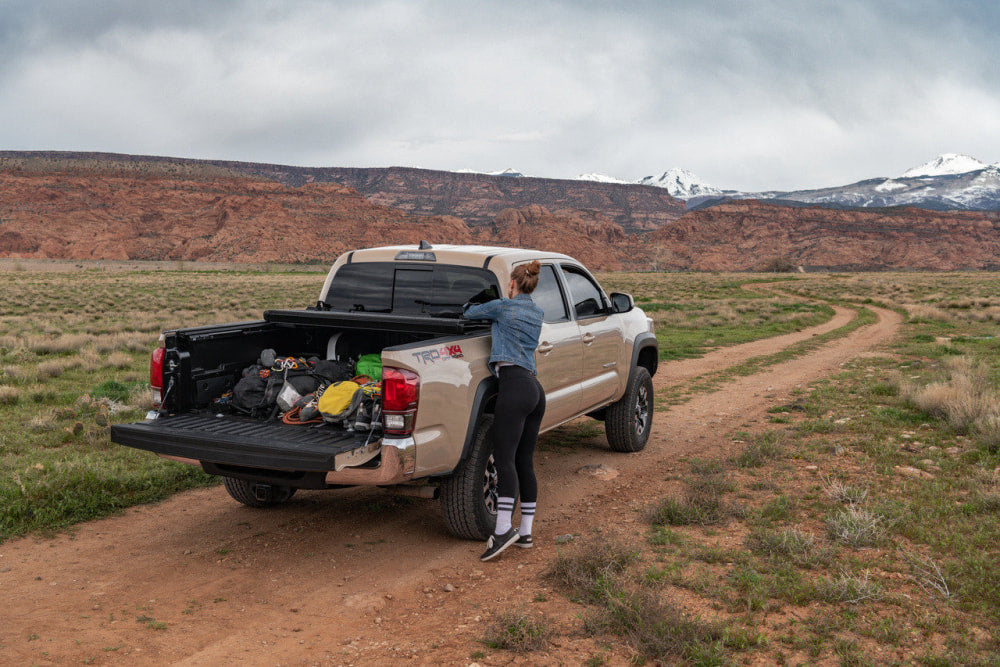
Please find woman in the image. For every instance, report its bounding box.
[463,260,546,561]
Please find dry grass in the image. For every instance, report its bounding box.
[826,506,891,547]
[36,359,66,379]
[1,365,35,384]
[0,385,20,405]
[899,357,1000,434]
[817,570,881,604]
[480,609,549,652]
[128,384,158,411]
[821,475,869,505]
[103,352,135,370]
[28,333,94,355]
[903,303,951,322]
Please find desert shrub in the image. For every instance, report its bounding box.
[760,256,795,273]
[129,383,157,411]
[585,586,732,664]
[481,609,549,652]
[0,385,20,405]
[746,527,816,557]
[733,431,785,468]
[103,352,135,370]
[899,357,1000,434]
[826,506,891,547]
[817,570,881,604]
[822,475,869,505]
[648,489,727,527]
[28,333,93,355]
[903,303,951,322]
[36,360,66,378]
[547,538,637,604]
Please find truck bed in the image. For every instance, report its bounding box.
[111,414,370,472]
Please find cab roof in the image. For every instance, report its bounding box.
[345,244,576,269]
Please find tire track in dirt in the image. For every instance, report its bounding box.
[0,304,901,665]
[661,303,854,386]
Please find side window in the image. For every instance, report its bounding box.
[561,265,605,319]
[531,264,569,323]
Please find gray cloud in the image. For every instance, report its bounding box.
[1,0,998,190]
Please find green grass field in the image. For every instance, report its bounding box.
[3,264,1000,663]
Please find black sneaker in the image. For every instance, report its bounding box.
[480,527,519,562]
[515,534,533,548]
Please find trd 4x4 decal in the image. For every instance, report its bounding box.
[411,345,464,365]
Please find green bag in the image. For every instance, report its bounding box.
[355,353,383,381]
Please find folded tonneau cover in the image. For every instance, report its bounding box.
[264,309,490,335]
[110,414,367,471]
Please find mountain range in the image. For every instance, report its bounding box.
[569,153,1000,211]
[3,150,1000,272]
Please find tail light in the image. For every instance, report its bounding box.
[150,344,165,403]
[381,367,420,435]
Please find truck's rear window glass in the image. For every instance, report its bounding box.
[324,263,499,315]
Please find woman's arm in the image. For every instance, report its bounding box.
[463,298,505,320]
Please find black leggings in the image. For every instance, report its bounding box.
[493,365,546,502]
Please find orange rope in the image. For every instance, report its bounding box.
[281,405,324,425]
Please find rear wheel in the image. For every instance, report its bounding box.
[606,366,654,452]
[440,415,498,540]
[222,477,296,508]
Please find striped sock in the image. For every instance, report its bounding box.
[519,502,536,536]
[495,496,515,535]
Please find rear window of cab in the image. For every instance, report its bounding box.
[324,263,500,315]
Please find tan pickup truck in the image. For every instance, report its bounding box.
[111,244,658,539]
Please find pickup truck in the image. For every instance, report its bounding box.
[111,244,658,540]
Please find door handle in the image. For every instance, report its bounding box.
[537,342,554,354]
[582,333,595,344]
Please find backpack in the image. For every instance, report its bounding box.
[317,381,364,423]
[313,359,355,384]
[355,353,382,382]
[232,364,271,414]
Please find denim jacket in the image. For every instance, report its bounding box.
[463,294,543,375]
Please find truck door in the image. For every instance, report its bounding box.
[529,263,583,429]
[560,264,625,410]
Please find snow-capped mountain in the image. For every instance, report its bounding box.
[690,154,1000,212]
[637,168,723,199]
[573,168,726,198]
[900,153,987,178]
[577,172,630,184]
[464,154,1000,211]
[455,167,527,177]
[489,168,526,177]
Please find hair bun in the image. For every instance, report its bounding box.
[526,260,541,277]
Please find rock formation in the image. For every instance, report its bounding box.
[651,201,1000,271]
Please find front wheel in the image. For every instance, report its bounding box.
[222,477,296,508]
[605,366,654,452]
[439,415,498,540]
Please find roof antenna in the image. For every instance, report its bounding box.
[419,240,433,250]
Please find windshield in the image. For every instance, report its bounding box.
[323,262,500,316]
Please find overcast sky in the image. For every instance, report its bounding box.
[1,0,998,191]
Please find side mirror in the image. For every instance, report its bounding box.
[609,292,634,314]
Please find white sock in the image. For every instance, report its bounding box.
[519,502,536,536]
[495,496,515,535]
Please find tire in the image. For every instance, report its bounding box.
[605,366,654,453]
[222,476,296,508]
[439,415,498,540]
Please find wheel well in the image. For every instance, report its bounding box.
[637,345,658,377]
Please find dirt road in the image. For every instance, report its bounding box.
[0,304,901,665]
